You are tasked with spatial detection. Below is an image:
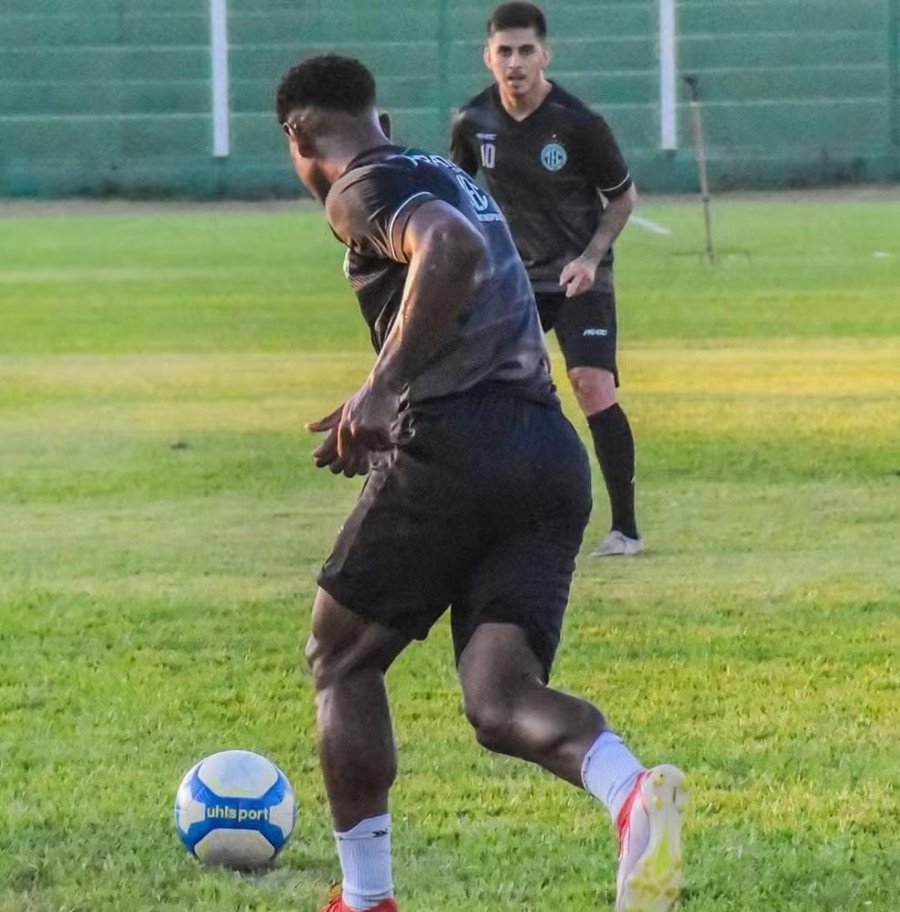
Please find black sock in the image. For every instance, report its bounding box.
[587,404,639,539]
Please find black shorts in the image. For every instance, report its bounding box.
[534,270,619,383]
[316,388,592,679]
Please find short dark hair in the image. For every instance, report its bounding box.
[488,2,547,38]
[275,54,376,124]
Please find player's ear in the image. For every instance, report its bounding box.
[378,111,392,139]
[483,43,492,71]
[542,41,552,69]
[285,122,316,159]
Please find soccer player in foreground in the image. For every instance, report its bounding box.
[451,2,644,557]
[276,54,686,912]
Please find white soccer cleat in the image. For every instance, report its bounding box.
[615,765,688,912]
[590,530,645,557]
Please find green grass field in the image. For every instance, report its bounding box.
[0,195,898,912]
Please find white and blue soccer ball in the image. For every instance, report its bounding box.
[174,749,296,869]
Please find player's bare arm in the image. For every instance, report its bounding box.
[560,182,637,298]
[369,199,486,395]
[310,200,486,476]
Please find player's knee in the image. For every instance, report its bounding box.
[304,629,361,692]
[306,597,407,691]
[465,699,519,754]
[464,679,545,756]
[305,588,376,691]
[306,632,379,693]
[305,633,337,692]
[568,368,616,413]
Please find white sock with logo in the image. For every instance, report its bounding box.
[335,813,394,911]
[581,731,646,822]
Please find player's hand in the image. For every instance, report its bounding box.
[306,403,362,476]
[559,255,599,298]
[306,404,344,436]
[338,381,401,476]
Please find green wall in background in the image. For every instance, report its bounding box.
[1,0,898,197]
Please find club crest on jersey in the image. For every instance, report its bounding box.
[540,141,567,172]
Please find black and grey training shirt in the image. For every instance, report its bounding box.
[451,82,632,292]
[325,144,554,404]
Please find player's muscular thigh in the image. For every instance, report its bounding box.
[306,588,410,689]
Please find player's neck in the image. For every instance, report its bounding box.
[497,76,553,122]
[304,129,391,202]
[324,125,392,179]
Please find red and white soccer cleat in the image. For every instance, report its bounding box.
[615,764,688,912]
[320,891,398,912]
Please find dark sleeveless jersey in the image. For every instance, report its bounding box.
[450,83,632,292]
[325,144,554,404]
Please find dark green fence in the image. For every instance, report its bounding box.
[1,0,897,197]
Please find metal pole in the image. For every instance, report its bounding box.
[659,0,677,150]
[210,0,231,158]
[684,74,714,262]
[889,0,899,148]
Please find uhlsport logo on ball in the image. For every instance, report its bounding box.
[174,749,296,869]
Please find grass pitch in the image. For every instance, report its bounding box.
[0,195,898,911]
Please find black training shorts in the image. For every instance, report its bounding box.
[535,268,619,383]
[316,387,592,679]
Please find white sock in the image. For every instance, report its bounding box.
[334,814,394,911]
[581,731,646,822]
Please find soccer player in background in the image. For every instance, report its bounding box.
[451,2,643,557]
[276,54,686,912]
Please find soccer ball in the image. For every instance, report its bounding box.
[174,749,296,869]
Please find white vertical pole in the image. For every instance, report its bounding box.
[659,0,677,150]
[210,0,230,158]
